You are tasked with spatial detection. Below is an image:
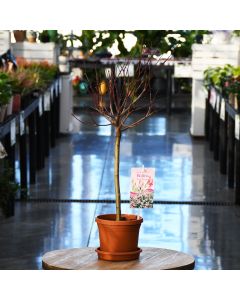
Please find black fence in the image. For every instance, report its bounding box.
[205,87,240,204]
[0,77,61,199]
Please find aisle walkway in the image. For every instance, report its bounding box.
[0,111,240,270]
[29,111,234,203]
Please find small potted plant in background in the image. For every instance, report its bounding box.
[75,54,166,261]
[0,72,12,122]
[13,30,26,42]
[26,30,37,43]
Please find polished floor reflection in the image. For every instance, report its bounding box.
[0,110,239,270]
[28,111,234,203]
[1,202,240,270]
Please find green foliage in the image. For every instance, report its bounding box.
[0,164,19,217]
[7,60,58,96]
[0,73,12,106]
[232,30,240,37]
[203,64,240,96]
[73,30,210,58]
[203,65,235,90]
[39,30,61,43]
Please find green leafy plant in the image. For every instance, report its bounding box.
[39,30,59,43]
[232,30,240,37]
[204,64,240,104]
[0,72,12,106]
[203,65,235,92]
[7,59,58,96]
[61,30,208,58]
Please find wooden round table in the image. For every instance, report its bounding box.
[42,247,195,270]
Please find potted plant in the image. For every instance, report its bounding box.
[0,164,20,218]
[26,30,37,43]
[75,55,165,261]
[0,72,12,122]
[13,30,26,42]
[7,59,58,110]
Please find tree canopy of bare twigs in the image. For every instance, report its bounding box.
[73,54,169,220]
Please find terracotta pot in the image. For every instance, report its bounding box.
[95,214,143,261]
[13,30,26,42]
[12,94,21,113]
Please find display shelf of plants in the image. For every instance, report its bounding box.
[0,58,59,122]
[0,58,59,218]
[203,64,240,204]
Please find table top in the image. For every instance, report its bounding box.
[42,247,195,270]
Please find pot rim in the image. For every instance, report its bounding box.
[96,214,143,226]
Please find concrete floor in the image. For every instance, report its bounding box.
[0,110,240,270]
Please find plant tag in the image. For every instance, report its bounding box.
[216,95,220,114]
[19,111,25,136]
[55,80,59,97]
[50,85,54,101]
[38,97,43,116]
[210,88,217,108]
[0,141,7,159]
[235,115,240,140]
[130,168,155,208]
[115,63,134,77]
[10,119,16,146]
[44,92,51,111]
[220,99,225,121]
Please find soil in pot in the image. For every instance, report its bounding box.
[95,214,143,261]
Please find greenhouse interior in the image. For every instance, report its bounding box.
[1,29,240,274]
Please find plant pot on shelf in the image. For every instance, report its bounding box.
[95,214,143,261]
[13,30,26,42]
[0,105,7,123]
[26,30,37,43]
[12,94,21,113]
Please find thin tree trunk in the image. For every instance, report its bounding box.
[114,126,121,221]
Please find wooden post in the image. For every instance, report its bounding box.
[114,127,121,221]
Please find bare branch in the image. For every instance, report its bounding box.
[72,113,112,127]
[121,110,155,131]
